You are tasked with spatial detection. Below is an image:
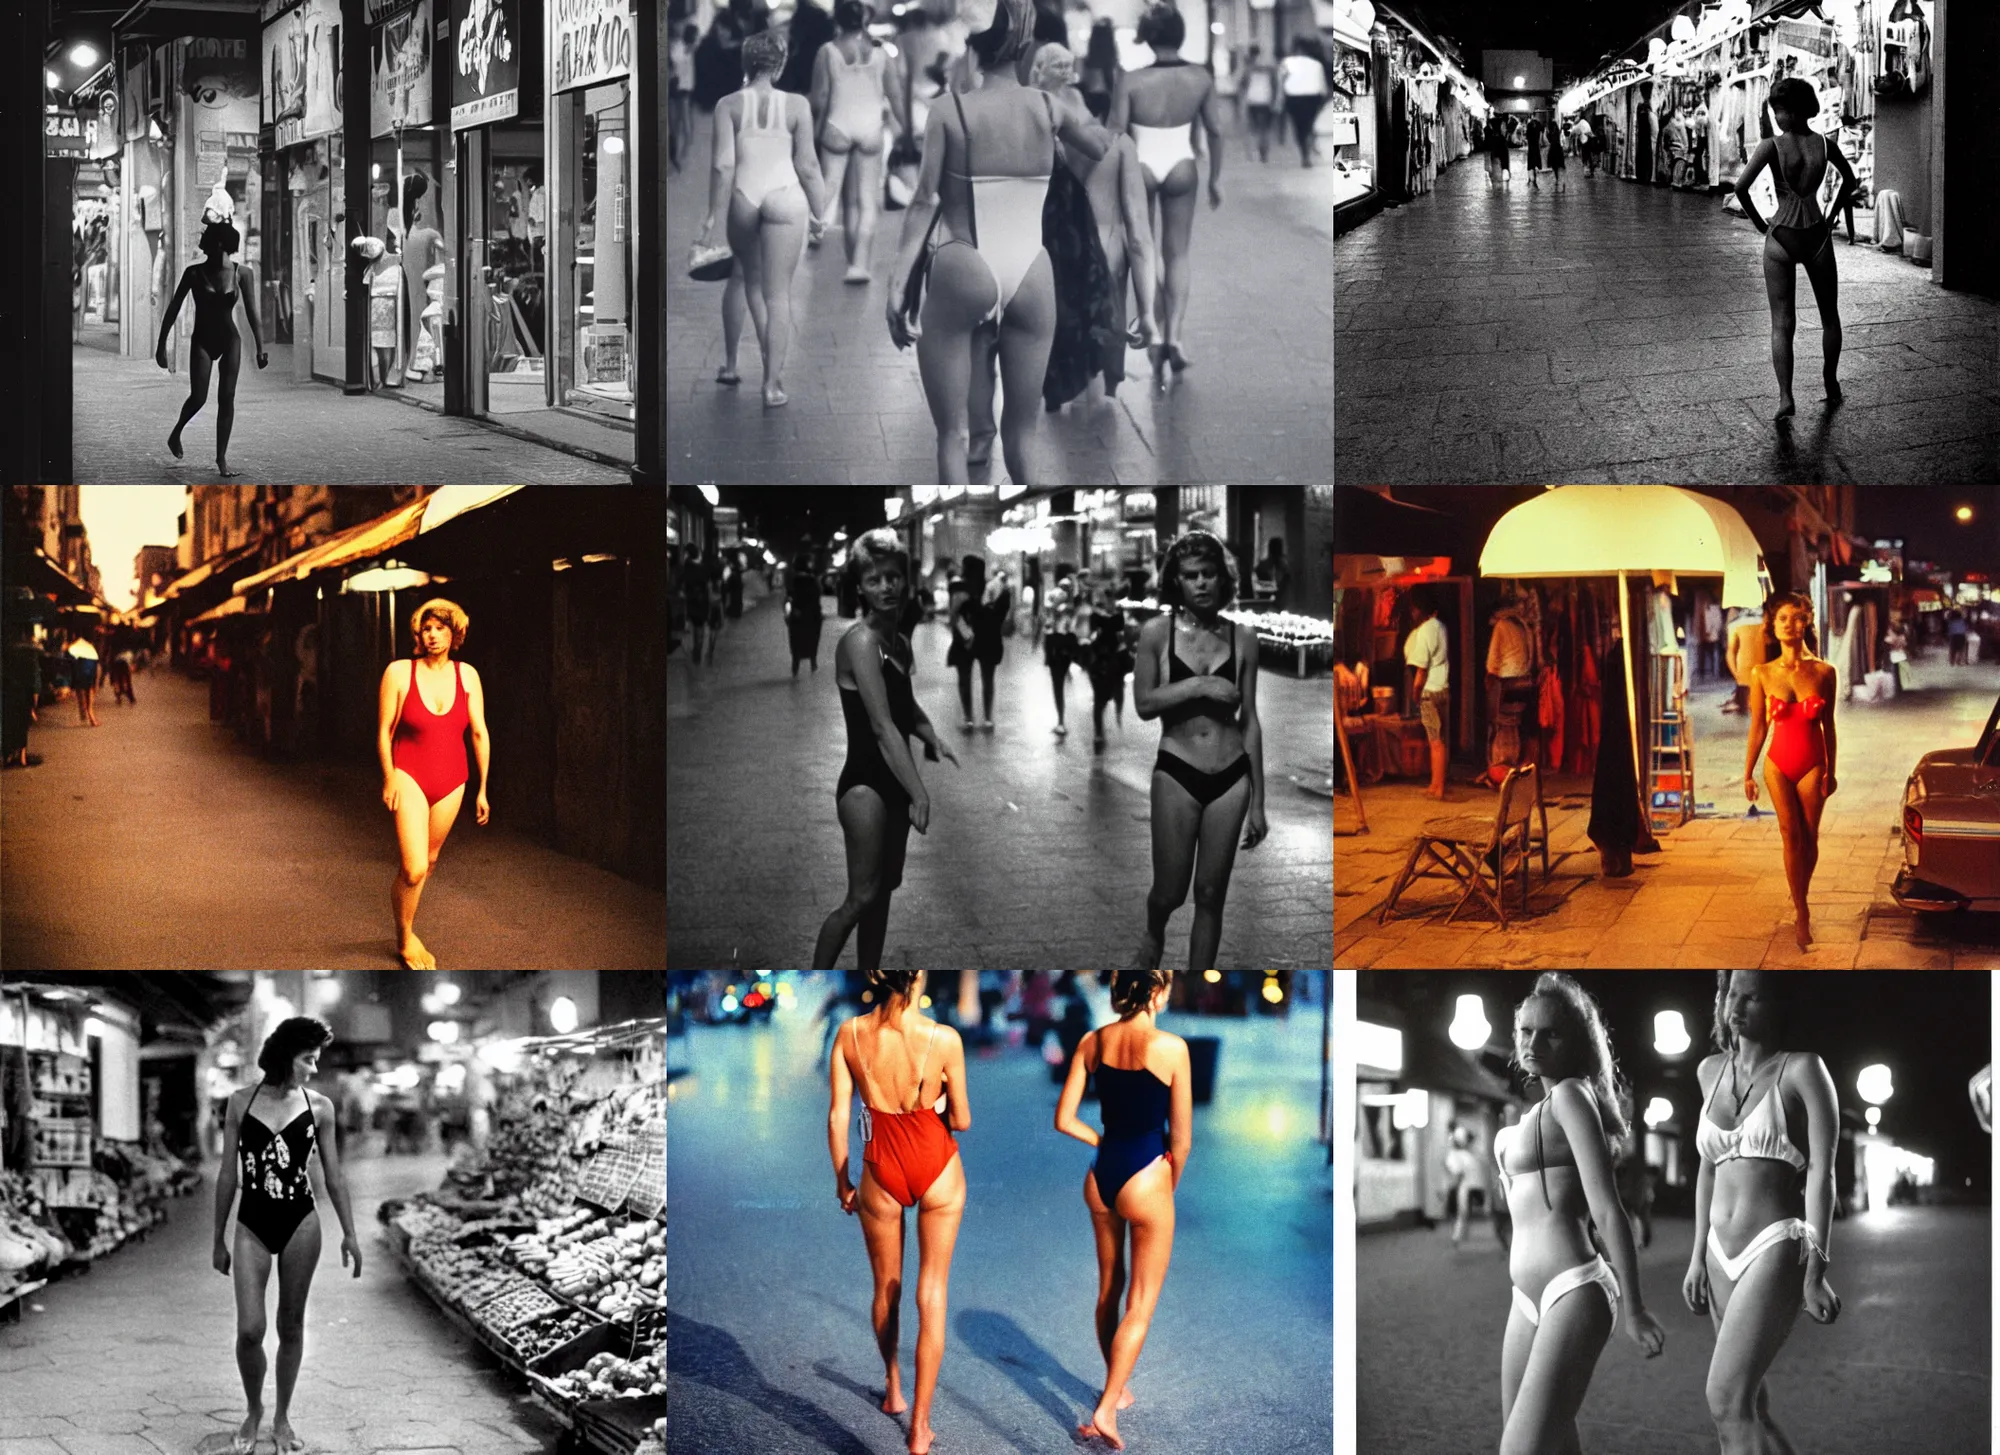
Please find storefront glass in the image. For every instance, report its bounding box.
[1330,36,1372,207]
[559,82,632,419]
[477,128,549,414]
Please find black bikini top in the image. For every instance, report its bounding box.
[1161,608,1238,728]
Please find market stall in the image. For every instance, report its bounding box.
[382,1017,665,1455]
[1335,0,1491,230]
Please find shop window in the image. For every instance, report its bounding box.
[563,82,632,420]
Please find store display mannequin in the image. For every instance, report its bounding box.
[355,235,404,387]
[399,174,447,381]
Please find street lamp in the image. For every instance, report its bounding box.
[1653,1010,1691,1057]
[1448,994,1491,1050]
[1865,1106,1881,1128]
[549,996,579,1034]
[68,43,99,68]
[1955,506,1974,523]
[1393,1088,1429,1130]
[1857,1064,1893,1105]
[1643,1096,1673,1128]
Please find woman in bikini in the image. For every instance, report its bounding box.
[1111,4,1222,380]
[1130,531,1266,972]
[697,30,831,407]
[213,1017,361,1455]
[1682,970,1841,1455]
[1741,592,1837,951]
[155,220,268,476]
[1499,974,1665,1455]
[1732,77,1857,423]
[813,530,958,970]
[884,0,1108,483]
[812,1,891,283]
[1055,967,1192,1451]
[829,968,972,1455]
[376,599,491,970]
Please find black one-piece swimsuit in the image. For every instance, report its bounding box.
[237,1084,319,1255]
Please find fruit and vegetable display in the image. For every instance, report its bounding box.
[541,1349,664,1403]
[507,1308,598,1362]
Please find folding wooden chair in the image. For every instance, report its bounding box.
[1377,764,1545,929]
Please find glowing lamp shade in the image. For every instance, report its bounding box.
[1356,1021,1404,1074]
[435,980,461,1005]
[83,1016,105,1040]
[1347,0,1374,28]
[1261,977,1285,1005]
[69,43,100,68]
[1956,506,1974,522]
[697,486,720,505]
[1203,968,1222,983]
[316,976,341,1006]
[1865,1106,1882,1128]
[1392,1087,1430,1130]
[1643,1096,1674,1128]
[1648,37,1668,60]
[1653,1010,1691,1056]
[549,996,580,1034]
[604,136,625,154]
[1857,1064,1893,1105]
[1671,14,1696,42]
[1448,994,1491,1050]
[1513,75,1525,87]
[426,1020,461,1043]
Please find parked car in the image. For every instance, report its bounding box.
[1892,695,2000,913]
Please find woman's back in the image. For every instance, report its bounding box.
[1124,63,1210,127]
[846,1011,946,1112]
[1771,130,1828,198]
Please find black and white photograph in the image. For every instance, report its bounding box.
[667,486,1334,972]
[665,0,1335,485]
[7,1,663,489]
[1354,968,1993,1455]
[0,971,666,1455]
[1332,1,2000,487]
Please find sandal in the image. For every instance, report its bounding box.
[715,367,741,386]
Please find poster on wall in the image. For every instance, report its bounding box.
[552,0,632,92]
[260,0,344,148]
[371,0,434,135]
[451,0,519,129]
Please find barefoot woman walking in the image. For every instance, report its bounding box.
[1056,966,1192,1451]
[1742,593,1836,950]
[155,220,268,476]
[213,1017,362,1455]
[377,599,491,969]
[830,969,972,1455]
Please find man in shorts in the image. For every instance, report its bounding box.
[1403,586,1451,800]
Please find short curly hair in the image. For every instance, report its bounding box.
[1157,530,1237,609]
[410,598,470,654]
[257,1016,334,1083]
[850,529,910,598]
[1769,76,1819,122]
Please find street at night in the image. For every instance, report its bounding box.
[667,977,1333,1455]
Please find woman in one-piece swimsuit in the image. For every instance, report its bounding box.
[883,0,1107,483]
[1683,971,1842,1455]
[377,598,491,970]
[213,1017,361,1455]
[1498,976,1664,1455]
[154,220,268,476]
[1741,593,1838,950]
[1731,77,1858,422]
[830,968,972,1455]
[1111,3,1223,379]
[813,530,957,972]
[1056,967,1192,1450]
[1129,532,1266,973]
[813,2,891,282]
[698,29,831,406]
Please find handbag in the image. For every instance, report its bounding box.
[884,132,922,211]
[687,242,734,281]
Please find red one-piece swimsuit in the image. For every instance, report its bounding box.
[392,659,471,804]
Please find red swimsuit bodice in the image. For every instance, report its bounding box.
[1766,694,1827,783]
[392,659,471,803]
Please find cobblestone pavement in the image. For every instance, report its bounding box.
[668,992,1332,1455]
[1335,157,2000,486]
[0,1145,566,1454]
[1359,1205,1991,1455]
[667,106,1334,485]
[2,666,665,969]
[72,343,630,484]
[668,578,1334,970]
[1335,658,2000,970]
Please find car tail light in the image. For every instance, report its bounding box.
[1904,805,1923,847]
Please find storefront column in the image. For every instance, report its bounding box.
[633,0,662,485]
[1934,0,2000,297]
[343,0,371,393]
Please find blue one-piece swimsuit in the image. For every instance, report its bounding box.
[1093,1064,1172,1206]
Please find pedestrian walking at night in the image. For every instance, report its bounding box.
[1056,966,1191,1450]
[1402,585,1449,801]
[1722,607,1766,714]
[1662,105,1688,187]
[214,1017,363,1455]
[946,556,1009,729]
[1443,1125,1483,1244]
[1545,119,1566,192]
[1484,114,1510,186]
[812,2,892,284]
[1570,112,1594,176]
[1044,577,1080,737]
[1634,88,1654,184]
[829,968,971,1455]
[65,633,102,727]
[1525,114,1543,190]
[1697,598,1724,680]
[108,646,136,704]
[814,531,959,972]
[682,545,720,665]
[1241,44,1277,161]
[1588,623,1639,878]
[377,600,491,971]
[1946,608,1969,666]
[155,215,267,477]
[1733,78,1856,424]
[1485,600,1536,780]
[786,539,827,675]
[1684,972,1842,1455]
[1498,976,1665,1454]
[1743,593,1837,952]
[1086,584,1135,754]
[721,548,746,619]
[2,618,43,769]
[1130,531,1267,973]
[668,24,696,171]
[1278,36,1328,169]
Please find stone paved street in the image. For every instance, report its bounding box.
[1358,1207,1991,1455]
[1334,156,2000,486]
[668,985,1332,1455]
[72,344,631,485]
[0,1144,565,1454]
[668,576,1333,970]
[1335,657,2000,970]
[667,107,1333,485]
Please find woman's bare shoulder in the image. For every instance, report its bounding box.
[380,658,411,684]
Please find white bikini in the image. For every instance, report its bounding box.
[943,91,1055,327]
[1696,1053,1828,1283]
[1130,122,1196,186]
[1494,1101,1622,1329]
[723,86,805,211]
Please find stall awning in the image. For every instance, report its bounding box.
[188,595,258,624]
[1479,486,1772,610]
[158,539,261,604]
[1335,486,1466,560]
[23,549,96,608]
[232,500,430,597]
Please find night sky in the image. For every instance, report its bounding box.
[1362,970,1992,1188]
[1396,0,1686,74]
[714,487,894,559]
[1851,488,2000,577]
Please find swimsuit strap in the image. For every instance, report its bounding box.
[909,1020,942,1111]
[952,92,977,249]
[1534,1097,1551,1210]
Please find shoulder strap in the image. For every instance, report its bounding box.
[246,1082,260,1117]
[910,1021,942,1111]
[455,660,464,695]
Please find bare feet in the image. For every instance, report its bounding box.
[1112,1386,1134,1411]
[1077,1404,1124,1449]
[1794,911,1813,951]
[273,1414,304,1453]
[399,934,437,970]
[167,428,185,459]
[1825,379,1844,407]
[908,1415,935,1454]
[217,461,241,477]
[881,1372,907,1415]
[232,1407,262,1454]
[1774,395,1796,423]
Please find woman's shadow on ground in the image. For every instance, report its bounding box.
[954,1308,1100,1437]
[670,1308,875,1453]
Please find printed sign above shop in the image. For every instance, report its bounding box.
[553,0,632,92]
[452,0,520,129]
[44,111,101,158]
[372,0,435,135]
[261,0,344,147]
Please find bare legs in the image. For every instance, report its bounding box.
[1762,233,1842,421]
[231,1213,320,1454]
[1079,1159,1175,1449]
[215,337,242,474]
[822,138,884,279]
[230,1227,271,1450]
[1705,1239,1805,1455]
[389,772,462,969]
[858,1156,966,1454]
[918,242,1056,483]
[170,344,215,460]
[271,1213,321,1452]
[1143,163,1198,372]
[1801,241,1842,406]
[725,188,810,405]
[1136,770,1250,971]
[1762,759,1826,950]
[1497,1281,1613,1455]
[813,786,897,970]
